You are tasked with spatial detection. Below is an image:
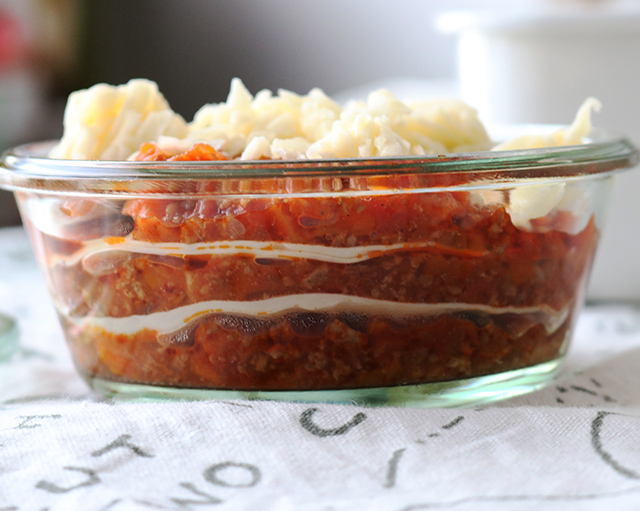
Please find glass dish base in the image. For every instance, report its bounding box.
[88,357,562,408]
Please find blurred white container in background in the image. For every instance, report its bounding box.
[439,2,640,302]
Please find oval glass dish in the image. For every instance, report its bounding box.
[1,131,637,407]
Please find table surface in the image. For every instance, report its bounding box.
[2,225,640,511]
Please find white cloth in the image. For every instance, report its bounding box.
[2,226,640,511]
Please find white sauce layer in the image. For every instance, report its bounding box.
[64,293,569,337]
[52,236,474,267]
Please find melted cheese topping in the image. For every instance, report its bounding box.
[493,98,600,151]
[49,79,599,162]
[189,79,493,159]
[50,78,493,161]
[49,79,188,160]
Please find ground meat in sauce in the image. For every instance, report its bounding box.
[38,143,598,391]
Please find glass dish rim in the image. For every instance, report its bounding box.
[0,127,637,196]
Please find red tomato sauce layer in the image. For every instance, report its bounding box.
[44,143,598,391]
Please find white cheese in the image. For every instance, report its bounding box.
[66,293,569,337]
[493,97,600,151]
[188,79,493,160]
[49,79,188,160]
[50,78,596,165]
[497,98,601,230]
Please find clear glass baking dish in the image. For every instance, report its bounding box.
[1,130,636,406]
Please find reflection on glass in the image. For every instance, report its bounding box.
[0,312,18,362]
